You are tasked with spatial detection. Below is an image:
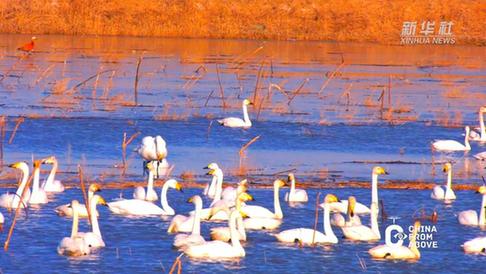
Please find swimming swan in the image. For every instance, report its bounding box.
[341,166,388,241]
[432,126,471,151]
[173,195,205,250]
[275,194,339,245]
[108,179,182,216]
[0,162,31,209]
[55,184,101,218]
[41,156,65,193]
[469,106,486,142]
[458,186,486,226]
[184,210,246,259]
[29,160,48,205]
[217,99,253,129]
[133,162,158,201]
[57,200,91,256]
[369,221,421,260]
[78,194,108,249]
[284,173,308,203]
[431,163,456,201]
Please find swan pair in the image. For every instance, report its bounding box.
[431,163,456,201]
[368,221,421,260]
[284,173,308,203]
[183,209,246,259]
[275,194,339,245]
[108,179,182,216]
[57,195,107,256]
[137,135,170,178]
[432,126,471,151]
[340,166,388,241]
[217,99,253,129]
[55,184,101,217]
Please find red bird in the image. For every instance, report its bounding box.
[17,36,37,52]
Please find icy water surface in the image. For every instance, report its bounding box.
[0,35,485,273]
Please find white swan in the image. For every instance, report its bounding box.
[108,179,182,216]
[0,162,31,209]
[431,163,456,200]
[173,195,205,250]
[78,194,107,248]
[275,194,339,245]
[369,221,421,260]
[202,163,222,198]
[137,135,170,177]
[473,151,486,160]
[29,160,48,205]
[341,166,387,241]
[55,184,101,218]
[458,186,486,226]
[432,126,471,151]
[209,192,254,242]
[133,162,158,201]
[242,179,285,230]
[463,236,486,254]
[57,200,91,256]
[41,156,65,193]
[469,106,486,142]
[284,173,308,203]
[217,99,253,129]
[221,179,248,205]
[184,210,245,259]
[331,196,362,227]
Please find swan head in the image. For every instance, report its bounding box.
[204,163,219,170]
[187,195,202,205]
[146,161,156,172]
[273,179,286,188]
[324,194,340,204]
[88,183,102,193]
[166,179,183,192]
[8,161,29,172]
[237,179,248,193]
[42,156,57,164]
[238,192,254,202]
[243,99,253,106]
[287,173,295,183]
[33,159,43,169]
[442,163,452,173]
[92,195,107,206]
[373,166,388,175]
[476,186,486,194]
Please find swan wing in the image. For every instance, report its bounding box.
[463,237,486,253]
[458,210,478,226]
[133,187,146,200]
[432,140,467,151]
[108,199,165,215]
[431,185,445,200]
[218,117,246,128]
[342,225,377,241]
[184,240,233,258]
[241,205,275,218]
[243,217,281,230]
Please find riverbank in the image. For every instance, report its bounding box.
[1,0,484,45]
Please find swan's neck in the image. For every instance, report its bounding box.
[32,167,41,193]
[89,199,102,237]
[370,202,380,238]
[480,194,486,226]
[290,178,296,194]
[408,225,420,257]
[46,160,58,186]
[464,129,471,150]
[229,213,243,249]
[147,170,155,196]
[13,167,29,206]
[323,204,336,240]
[71,205,79,238]
[212,171,223,203]
[274,185,283,218]
[191,201,202,235]
[480,111,485,139]
[206,174,217,196]
[371,173,379,205]
[160,183,174,215]
[236,214,246,240]
[446,169,452,190]
[242,104,251,126]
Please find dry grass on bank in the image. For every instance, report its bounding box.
[0,0,484,45]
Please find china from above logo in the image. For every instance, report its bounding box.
[385,217,439,249]
[400,21,455,45]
